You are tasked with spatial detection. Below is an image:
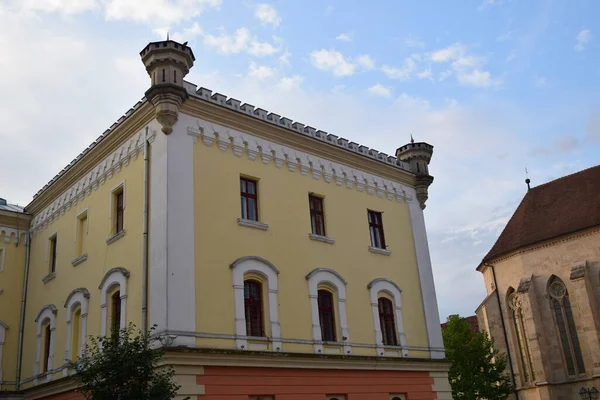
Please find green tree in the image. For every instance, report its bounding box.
[70,324,183,400]
[442,315,514,400]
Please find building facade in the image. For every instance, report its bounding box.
[0,39,451,400]
[476,166,600,400]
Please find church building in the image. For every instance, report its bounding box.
[476,165,600,400]
[0,39,451,400]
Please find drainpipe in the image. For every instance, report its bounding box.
[487,262,519,399]
[142,127,150,337]
[16,231,31,390]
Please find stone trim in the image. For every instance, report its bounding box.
[63,288,90,370]
[106,230,126,245]
[237,218,269,231]
[569,262,588,280]
[367,278,408,357]
[42,272,56,284]
[187,121,414,203]
[369,246,391,256]
[517,275,533,293]
[30,129,156,233]
[309,233,335,244]
[0,227,26,245]
[99,268,130,337]
[34,305,58,384]
[71,253,88,267]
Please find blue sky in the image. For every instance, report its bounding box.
[1,0,599,320]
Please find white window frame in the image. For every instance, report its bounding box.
[0,320,7,383]
[74,209,89,254]
[368,278,408,357]
[99,267,129,337]
[305,268,350,355]
[34,304,57,384]
[230,256,281,352]
[63,288,90,375]
[0,247,5,272]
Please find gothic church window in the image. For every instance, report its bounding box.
[548,278,585,376]
[507,289,535,383]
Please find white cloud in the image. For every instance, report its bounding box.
[356,54,376,70]
[278,49,292,66]
[255,3,281,27]
[430,42,498,88]
[381,57,417,80]
[367,83,392,98]
[16,0,222,24]
[310,49,356,77]
[575,29,591,51]
[153,22,202,42]
[417,68,433,80]
[336,33,352,42]
[248,62,276,80]
[534,75,547,88]
[404,35,425,48]
[203,27,279,57]
[457,70,500,87]
[278,75,303,90]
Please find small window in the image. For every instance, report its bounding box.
[77,212,88,256]
[318,289,337,342]
[240,178,259,221]
[368,210,386,249]
[244,280,264,337]
[49,235,58,273]
[114,188,124,234]
[43,323,51,373]
[309,194,326,236]
[378,298,398,346]
[111,290,121,337]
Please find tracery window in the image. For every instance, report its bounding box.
[548,278,585,376]
[507,290,535,383]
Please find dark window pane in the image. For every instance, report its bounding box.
[554,299,575,376]
[378,298,398,346]
[244,280,264,337]
[564,297,585,373]
[318,290,336,342]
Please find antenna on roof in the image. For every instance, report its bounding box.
[525,167,531,191]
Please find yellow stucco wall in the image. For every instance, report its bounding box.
[20,153,145,385]
[0,229,27,388]
[192,135,430,355]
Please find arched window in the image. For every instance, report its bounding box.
[64,287,90,365]
[378,298,398,346]
[507,288,535,382]
[548,278,585,376]
[367,278,407,356]
[111,290,122,337]
[244,280,264,337]
[34,304,57,383]
[99,268,129,337]
[318,289,337,342]
[306,268,350,355]
[230,256,281,351]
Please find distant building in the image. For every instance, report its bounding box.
[0,39,452,399]
[441,315,480,333]
[476,165,600,400]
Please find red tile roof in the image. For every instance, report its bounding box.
[484,165,600,262]
[441,315,480,333]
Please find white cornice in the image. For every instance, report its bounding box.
[30,129,156,233]
[187,119,414,203]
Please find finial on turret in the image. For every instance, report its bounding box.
[167,32,169,41]
[410,134,414,144]
[525,167,531,191]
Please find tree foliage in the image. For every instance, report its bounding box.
[70,324,182,400]
[442,315,514,400]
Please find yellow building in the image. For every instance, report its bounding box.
[0,39,451,400]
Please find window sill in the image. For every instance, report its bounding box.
[71,253,88,267]
[309,233,335,244]
[106,230,126,245]
[237,218,269,231]
[369,246,391,256]
[42,272,56,284]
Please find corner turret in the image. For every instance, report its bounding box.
[396,138,434,209]
[140,40,195,134]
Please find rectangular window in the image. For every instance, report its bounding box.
[309,195,326,236]
[49,235,57,273]
[77,212,88,256]
[318,289,337,342]
[368,210,386,249]
[240,177,259,221]
[114,188,124,234]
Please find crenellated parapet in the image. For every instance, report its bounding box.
[185,83,413,173]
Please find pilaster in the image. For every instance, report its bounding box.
[407,191,444,358]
